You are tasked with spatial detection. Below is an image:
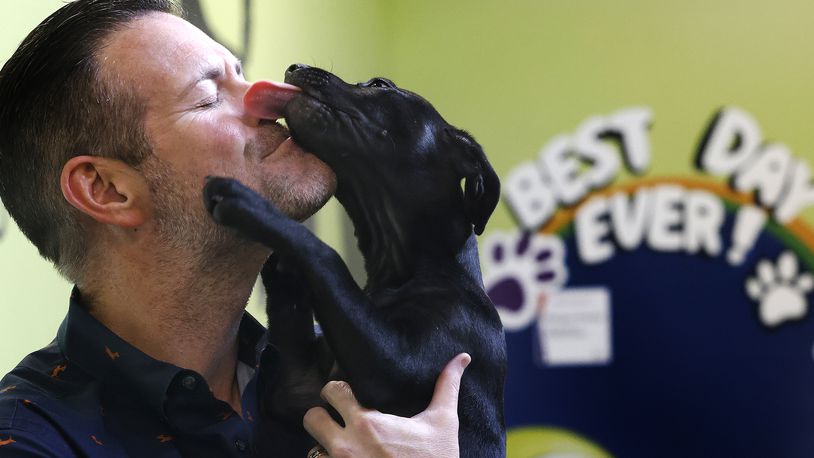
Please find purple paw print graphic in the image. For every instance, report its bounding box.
[482,230,568,331]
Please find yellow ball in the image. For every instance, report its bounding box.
[507,426,613,458]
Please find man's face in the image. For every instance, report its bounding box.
[100,12,336,240]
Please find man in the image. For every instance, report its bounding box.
[0,0,469,456]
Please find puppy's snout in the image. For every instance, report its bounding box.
[286,63,310,77]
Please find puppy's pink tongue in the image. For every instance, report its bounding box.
[244,80,301,120]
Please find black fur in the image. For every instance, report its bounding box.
[204,64,506,457]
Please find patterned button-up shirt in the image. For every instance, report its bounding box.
[0,287,276,457]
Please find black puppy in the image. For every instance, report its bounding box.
[204,64,506,457]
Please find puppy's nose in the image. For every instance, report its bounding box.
[286,63,310,77]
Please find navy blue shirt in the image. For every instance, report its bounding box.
[0,288,272,457]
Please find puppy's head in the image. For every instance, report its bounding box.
[281,64,443,161]
[280,64,500,234]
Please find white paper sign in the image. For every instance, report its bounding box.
[537,287,612,366]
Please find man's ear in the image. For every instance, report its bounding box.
[60,155,151,228]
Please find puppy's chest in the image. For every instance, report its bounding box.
[368,282,502,347]
[366,273,482,313]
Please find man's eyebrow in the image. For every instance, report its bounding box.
[177,59,242,101]
[178,64,224,101]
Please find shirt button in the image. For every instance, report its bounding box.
[181,375,197,390]
[235,439,248,453]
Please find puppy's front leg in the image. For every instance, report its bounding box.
[258,255,333,424]
[203,177,436,409]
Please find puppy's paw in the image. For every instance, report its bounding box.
[204,177,252,218]
[259,343,330,427]
[203,176,281,232]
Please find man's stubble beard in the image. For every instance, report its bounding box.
[140,157,242,274]
[245,123,337,223]
[138,142,336,273]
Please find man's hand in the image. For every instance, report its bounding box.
[303,353,471,458]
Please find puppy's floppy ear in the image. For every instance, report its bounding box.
[446,127,501,235]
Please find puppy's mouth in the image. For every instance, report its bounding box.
[244,80,301,120]
[245,81,307,159]
[250,72,366,162]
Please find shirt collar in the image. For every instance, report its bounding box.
[57,286,266,420]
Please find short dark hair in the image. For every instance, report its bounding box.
[0,0,181,281]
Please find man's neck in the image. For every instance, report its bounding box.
[79,244,266,414]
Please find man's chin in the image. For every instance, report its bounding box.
[293,183,336,223]
[258,164,337,223]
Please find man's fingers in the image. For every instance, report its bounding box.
[320,380,363,422]
[426,353,471,413]
[303,406,342,451]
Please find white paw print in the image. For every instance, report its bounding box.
[482,230,568,331]
[745,251,814,327]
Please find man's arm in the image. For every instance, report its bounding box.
[303,353,471,458]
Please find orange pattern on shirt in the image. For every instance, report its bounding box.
[0,437,16,446]
[105,347,120,360]
[50,364,67,378]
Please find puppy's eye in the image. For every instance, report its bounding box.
[367,77,394,89]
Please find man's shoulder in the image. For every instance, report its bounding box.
[0,339,102,421]
[0,396,63,441]
[0,342,102,456]
[3,339,81,386]
[1,340,62,401]
[0,393,82,457]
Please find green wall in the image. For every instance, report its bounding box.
[380,0,814,231]
[2,0,813,384]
